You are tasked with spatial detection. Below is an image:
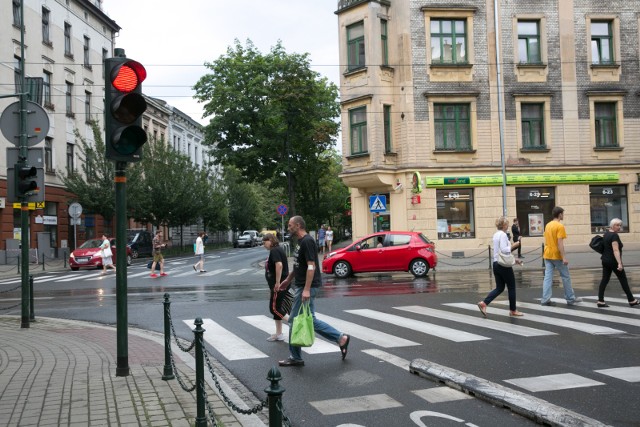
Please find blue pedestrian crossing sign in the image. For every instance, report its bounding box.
[369,195,387,212]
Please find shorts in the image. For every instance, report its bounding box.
[153,253,164,263]
[318,239,325,247]
[196,254,204,262]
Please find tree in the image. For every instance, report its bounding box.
[224,167,262,233]
[194,40,340,216]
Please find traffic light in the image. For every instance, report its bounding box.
[105,54,147,162]
[15,165,39,198]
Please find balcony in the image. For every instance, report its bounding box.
[337,0,390,13]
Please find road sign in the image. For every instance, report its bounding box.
[0,100,50,146]
[277,204,288,216]
[69,202,83,218]
[369,195,387,213]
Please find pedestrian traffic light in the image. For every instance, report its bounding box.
[15,165,39,198]
[104,54,147,162]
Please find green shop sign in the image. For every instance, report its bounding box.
[425,172,618,187]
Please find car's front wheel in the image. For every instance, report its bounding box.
[333,261,352,278]
[131,249,139,259]
[409,259,429,277]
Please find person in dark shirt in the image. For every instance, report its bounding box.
[596,218,638,308]
[278,216,350,367]
[511,218,522,258]
[263,233,291,341]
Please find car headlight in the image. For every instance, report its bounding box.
[325,251,337,260]
[70,253,75,259]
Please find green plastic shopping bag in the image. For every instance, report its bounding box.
[290,302,315,347]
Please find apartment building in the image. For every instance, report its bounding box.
[336,0,640,251]
[0,0,119,256]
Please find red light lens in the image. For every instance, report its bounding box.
[113,65,139,93]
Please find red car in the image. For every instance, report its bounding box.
[69,238,132,271]
[322,231,437,278]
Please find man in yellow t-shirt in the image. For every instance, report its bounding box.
[541,206,579,306]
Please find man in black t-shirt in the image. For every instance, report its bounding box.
[278,216,350,367]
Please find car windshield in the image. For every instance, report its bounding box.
[127,232,140,243]
[78,239,102,249]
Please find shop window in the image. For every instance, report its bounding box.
[515,187,556,237]
[589,185,628,233]
[436,189,475,239]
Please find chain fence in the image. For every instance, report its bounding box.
[163,294,291,426]
[433,244,544,270]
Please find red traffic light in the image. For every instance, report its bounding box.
[111,61,146,93]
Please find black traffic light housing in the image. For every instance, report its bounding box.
[105,51,148,162]
[15,165,39,198]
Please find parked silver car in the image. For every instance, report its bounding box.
[234,230,261,248]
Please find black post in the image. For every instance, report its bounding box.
[488,245,492,270]
[29,275,35,321]
[265,367,286,427]
[162,293,174,380]
[63,248,67,268]
[115,162,129,376]
[193,318,207,427]
[541,243,545,268]
[42,253,45,271]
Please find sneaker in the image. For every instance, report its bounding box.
[160,272,168,277]
[278,358,304,367]
[567,297,582,305]
[150,273,158,278]
[199,270,206,273]
[541,300,556,306]
[193,265,197,272]
[477,301,487,318]
[267,334,285,342]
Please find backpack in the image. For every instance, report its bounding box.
[589,235,604,254]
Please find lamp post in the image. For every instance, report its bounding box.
[494,0,508,217]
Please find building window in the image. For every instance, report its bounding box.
[43,71,52,108]
[13,0,21,26]
[66,143,74,171]
[591,21,613,64]
[521,103,545,149]
[102,48,108,78]
[85,91,91,122]
[434,104,471,151]
[517,21,541,64]
[14,55,22,94]
[515,187,556,237]
[65,82,74,117]
[589,185,628,234]
[45,138,53,173]
[83,36,91,69]
[347,21,365,71]
[381,19,388,66]
[436,189,475,239]
[595,102,617,147]
[64,23,73,57]
[42,7,51,44]
[349,107,368,154]
[430,19,467,64]
[383,105,392,153]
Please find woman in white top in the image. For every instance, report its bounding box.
[193,232,206,273]
[325,226,334,252]
[100,235,116,275]
[478,217,523,317]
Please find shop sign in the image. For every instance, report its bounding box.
[411,195,421,204]
[43,215,57,225]
[425,172,619,188]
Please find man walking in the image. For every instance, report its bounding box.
[150,230,168,278]
[317,225,326,254]
[511,218,522,258]
[541,207,579,306]
[279,216,350,367]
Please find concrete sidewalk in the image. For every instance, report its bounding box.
[0,316,267,427]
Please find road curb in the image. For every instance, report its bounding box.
[409,358,612,427]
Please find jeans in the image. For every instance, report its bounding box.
[485,262,517,311]
[287,286,342,361]
[542,259,576,303]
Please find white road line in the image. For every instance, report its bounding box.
[238,315,338,354]
[346,309,489,342]
[594,366,640,383]
[504,373,605,392]
[309,394,402,415]
[361,349,411,370]
[446,303,625,335]
[32,275,57,283]
[227,268,253,276]
[187,318,268,361]
[315,312,420,347]
[202,269,230,276]
[395,305,555,337]
[554,297,640,315]
[495,301,640,328]
[412,387,474,403]
[55,272,103,282]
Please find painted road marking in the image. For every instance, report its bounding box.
[504,373,604,392]
[412,387,474,403]
[594,366,640,383]
[316,312,420,348]
[309,394,402,415]
[187,318,268,361]
[361,349,411,370]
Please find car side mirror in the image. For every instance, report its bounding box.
[355,244,362,251]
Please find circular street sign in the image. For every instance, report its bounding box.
[277,204,288,216]
[0,101,51,146]
[69,202,83,219]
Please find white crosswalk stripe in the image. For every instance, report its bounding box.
[55,272,102,282]
[186,318,268,361]
[559,296,640,316]
[315,312,420,347]
[202,269,230,276]
[227,268,254,276]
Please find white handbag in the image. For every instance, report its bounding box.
[102,246,113,258]
[497,234,515,267]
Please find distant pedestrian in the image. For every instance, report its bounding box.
[193,232,206,273]
[150,230,168,278]
[278,216,350,367]
[325,226,334,253]
[596,218,639,308]
[478,217,523,317]
[541,207,580,306]
[202,232,209,245]
[317,225,326,254]
[99,234,116,275]
[511,218,522,258]
[263,233,291,341]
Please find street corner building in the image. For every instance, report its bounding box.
[335,0,640,252]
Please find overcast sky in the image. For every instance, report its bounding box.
[102,1,341,125]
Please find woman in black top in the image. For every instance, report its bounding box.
[597,218,639,308]
[263,233,291,340]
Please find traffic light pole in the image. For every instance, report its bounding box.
[115,162,130,376]
[19,0,30,329]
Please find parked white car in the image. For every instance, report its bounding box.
[234,230,261,248]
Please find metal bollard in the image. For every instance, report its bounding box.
[488,245,492,270]
[64,249,67,268]
[42,253,45,271]
[193,318,207,427]
[162,293,175,380]
[541,243,545,268]
[29,275,35,321]
[17,255,20,274]
[265,367,286,427]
